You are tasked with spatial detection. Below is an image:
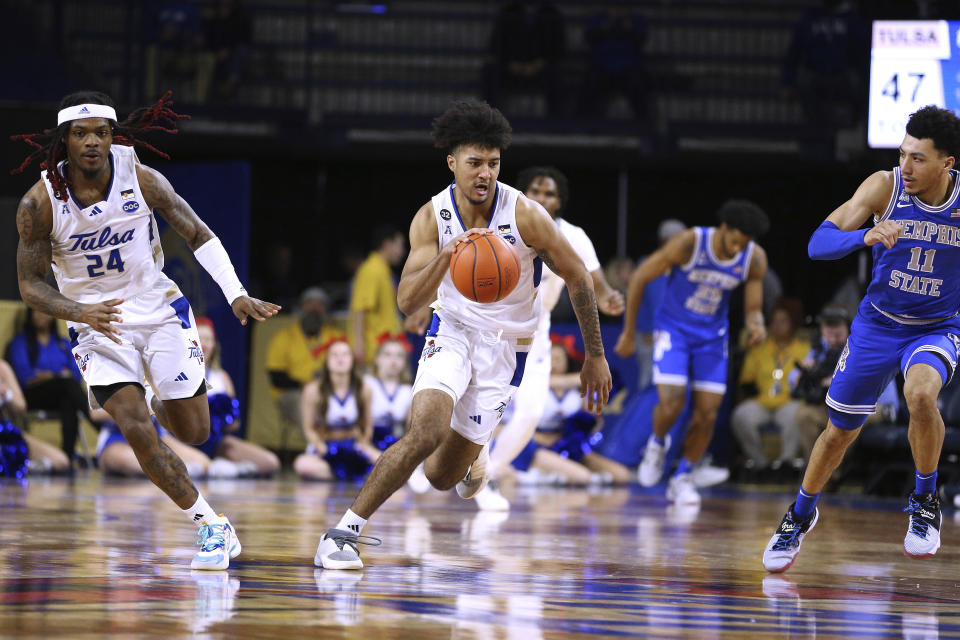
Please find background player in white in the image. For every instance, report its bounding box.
[13,91,279,570]
[315,100,613,569]
[476,166,624,510]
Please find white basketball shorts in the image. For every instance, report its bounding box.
[413,312,531,444]
[67,279,206,409]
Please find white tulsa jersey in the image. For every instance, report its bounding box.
[44,144,171,307]
[366,374,412,429]
[430,181,542,337]
[535,217,601,338]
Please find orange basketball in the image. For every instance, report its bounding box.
[449,232,521,303]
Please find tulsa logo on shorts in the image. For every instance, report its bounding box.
[74,352,90,373]
[187,339,204,364]
[422,339,442,360]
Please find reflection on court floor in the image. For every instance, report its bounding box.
[1,476,958,639]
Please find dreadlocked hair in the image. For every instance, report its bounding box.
[10,90,189,202]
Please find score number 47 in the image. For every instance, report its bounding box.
[881,72,926,102]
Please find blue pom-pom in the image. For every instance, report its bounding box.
[0,422,29,480]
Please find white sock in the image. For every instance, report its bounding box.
[183,492,226,525]
[335,509,367,534]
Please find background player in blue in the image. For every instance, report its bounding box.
[763,105,960,572]
[614,201,770,505]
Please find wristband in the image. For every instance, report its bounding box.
[807,221,867,261]
[194,237,247,304]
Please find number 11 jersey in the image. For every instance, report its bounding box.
[868,166,960,322]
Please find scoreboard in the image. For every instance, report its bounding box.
[868,20,960,148]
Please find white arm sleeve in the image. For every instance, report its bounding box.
[193,237,247,304]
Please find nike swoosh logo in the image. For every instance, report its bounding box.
[896,202,911,208]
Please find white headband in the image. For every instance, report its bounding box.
[57,104,118,126]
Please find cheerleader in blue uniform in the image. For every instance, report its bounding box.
[294,339,379,480]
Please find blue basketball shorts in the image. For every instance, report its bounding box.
[826,300,960,419]
[651,318,728,394]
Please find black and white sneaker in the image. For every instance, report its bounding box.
[903,492,941,558]
[762,503,819,573]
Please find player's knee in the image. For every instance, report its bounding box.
[659,396,685,420]
[424,463,458,490]
[170,419,210,445]
[121,419,160,453]
[692,405,719,428]
[903,383,939,415]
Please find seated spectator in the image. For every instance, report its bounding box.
[294,339,380,481]
[731,299,811,470]
[484,1,566,115]
[266,287,345,434]
[510,341,631,485]
[151,318,279,477]
[577,8,648,120]
[791,306,898,458]
[365,334,413,451]
[0,357,69,475]
[349,225,407,367]
[7,308,95,461]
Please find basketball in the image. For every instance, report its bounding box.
[449,232,521,303]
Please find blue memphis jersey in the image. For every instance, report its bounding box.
[656,226,755,337]
[867,166,960,321]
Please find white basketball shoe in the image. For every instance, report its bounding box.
[191,517,242,570]
[638,434,670,487]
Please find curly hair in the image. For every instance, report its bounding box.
[516,165,570,213]
[11,90,188,202]
[716,199,770,238]
[906,105,960,159]
[431,100,512,154]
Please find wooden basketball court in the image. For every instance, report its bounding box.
[1,475,958,639]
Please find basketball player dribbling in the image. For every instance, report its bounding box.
[13,91,279,570]
[315,100,613,569]
[764,106,960,572]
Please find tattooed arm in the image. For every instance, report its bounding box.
[515,198,611,413]
[137,165,214,249]
[16,182,123,342]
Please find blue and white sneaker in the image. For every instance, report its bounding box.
[314,528,382,570]
[191,518,242,570]
[763,503,819,573]
[904,492,941,558]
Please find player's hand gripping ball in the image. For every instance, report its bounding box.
[449,232,521,303]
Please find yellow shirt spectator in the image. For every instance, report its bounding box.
[739,336,811,411]
[349,250,403,364]
[266,322,345,389]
